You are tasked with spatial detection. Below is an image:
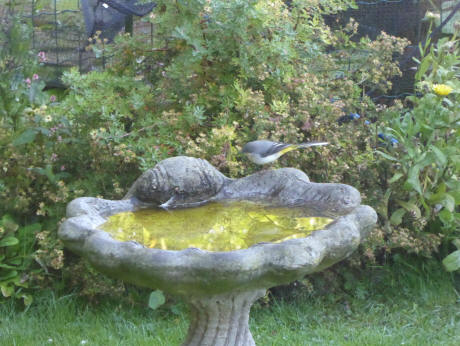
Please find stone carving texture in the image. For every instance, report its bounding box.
[124,156,230,206]
[59,156,377,346]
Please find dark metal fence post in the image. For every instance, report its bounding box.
[102,6,106,69]
[77,0,83,72]
[151,22,153,46]
[125,15,133,36]
[31,0,35,49]
[54,0,59,65]
[8,0,14,15]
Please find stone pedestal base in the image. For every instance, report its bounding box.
[182,289,266,346]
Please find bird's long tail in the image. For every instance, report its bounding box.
[278,141,328,155]
[297,141,329,148]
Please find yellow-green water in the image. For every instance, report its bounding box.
[99,201,333,252]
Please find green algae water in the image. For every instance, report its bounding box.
[99,201,333,252]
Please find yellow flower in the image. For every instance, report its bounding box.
[433,84,453,96]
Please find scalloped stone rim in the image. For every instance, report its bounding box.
[59,196,376,296]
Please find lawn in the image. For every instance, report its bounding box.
[1,261,459,346]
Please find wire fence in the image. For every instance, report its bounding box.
[2,0,458,96]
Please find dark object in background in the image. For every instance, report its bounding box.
[81,0,156,42]
[325,0,429,43]
[337,113,361,125]
[325,0,430,98]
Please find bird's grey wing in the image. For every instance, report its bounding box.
[259,141,292,157]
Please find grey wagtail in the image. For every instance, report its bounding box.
[242,140,329,165]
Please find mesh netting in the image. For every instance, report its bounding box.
[1,0,457,95]
[2,0,155,84]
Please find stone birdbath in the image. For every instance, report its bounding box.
[59,156,377,346]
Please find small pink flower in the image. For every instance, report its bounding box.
[50,95,57,102]
[33,74,39,80]
[51,153,58,161]
[60,165,65,171]
[25,78,32,86]
[37,51,47,62]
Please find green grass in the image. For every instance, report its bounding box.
[1,261,459,346]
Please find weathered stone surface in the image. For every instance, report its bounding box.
[183,289,266,346]
[214,168,360,215]
[58,155,378,346]
[124,156,231,207]
[121,156,361,215]
[59,156,376,295]
[60,199,375,296]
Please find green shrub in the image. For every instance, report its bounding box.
[0,215,41,306]
[0,14,53,305]
[91,0,407,185]
[376,35,459,257]
[5,0,442,301]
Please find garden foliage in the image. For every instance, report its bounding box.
[0,0,458,304]
[0,14,50,305]
[376,33,460,263]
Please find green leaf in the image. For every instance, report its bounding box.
[452,155,460,171]
[30,165,56,183]
[375,150,398,162]
[390,208,406,226]
[148,290,165,310]
[1,215,19,232]
[430,146,447,168]
[12,129,37,146]
[440,193,456,212]
[19,223,42,235]
[92,46,104,59]
[450,189,460,204]
[0,236,19,247]
[377,189,392,220]
[37,127,51,136]
[22,294,33,306]
[404,165,422,194]
[388,172,404,184]
[453,239,460,250]
[416,56,431,81]
[1,284,14,297]
[438,209,453,224]
[396,200,421,219]
[8,257,22,266]
[0,263,18,269]
[428,183,447,203]
[442,250,460,272]
[0,270,18,281]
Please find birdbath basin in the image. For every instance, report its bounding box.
[59,156,377,346]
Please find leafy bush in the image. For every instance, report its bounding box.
[10,0,457,302]
[376,35,459,257]
[90,0,407,185]
[0,215,41,306]
[0,14,53,305]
